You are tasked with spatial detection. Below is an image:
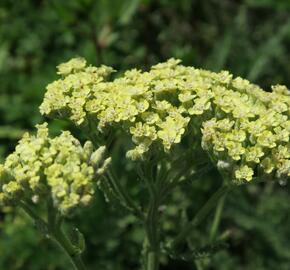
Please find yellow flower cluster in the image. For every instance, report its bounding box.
[40,58,290,182]
[40,58,115,125]
[0,123,111,214]
[201,83,290,182]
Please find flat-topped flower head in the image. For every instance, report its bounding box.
[0,123,111,215]
[41,58,290,183]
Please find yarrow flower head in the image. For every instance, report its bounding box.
[40,58,290,183]
[0,123,111,215]
[39,58,115,126]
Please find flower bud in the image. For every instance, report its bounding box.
[83,141,94,161]
[90,146,106,168]
[96,157,112,176]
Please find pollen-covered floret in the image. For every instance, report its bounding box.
[0,123,111,214]
[40,58,290,182]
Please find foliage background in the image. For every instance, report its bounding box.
[1,0,290,269]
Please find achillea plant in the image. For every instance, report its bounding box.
[0,122,110,269]
[40,58,289,182]
[1,58,289,270]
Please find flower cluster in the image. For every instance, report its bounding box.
[40,58,115,125]
[40,58,290,182]
[201,83,290,182]
[0,123,111,214]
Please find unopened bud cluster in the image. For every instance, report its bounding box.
[0,123,110,214]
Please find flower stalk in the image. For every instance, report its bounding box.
[144,196,160,270]
[171,185,231,250]
[51,225,86,270]
[19,200,87,270]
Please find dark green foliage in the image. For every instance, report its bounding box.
[0,0,290,269]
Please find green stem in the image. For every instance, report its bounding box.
[137,163,155,197]
[52,226,86,270]
[19,201,47,225]
[107,170,144,220]
[171,185,230,249]
[47,199,86,270]
[209,192,226,243]
[19,200,49,237]
[145,196,160,270]
[195,260,204,270]
[146,250,159,270]
[141,161,161,270]
[20,200,86,270]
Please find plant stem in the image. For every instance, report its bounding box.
[141,160,161,270]
[195,260,204,270]
[47,199,87,270]
[19,201,47,226]
[209,192,226,243]
[107,170,144,220]
[146,250,159,270]
[20,200,86,270]
[145,196,160,270]
[52,226,86,270]
[171,185,230,249]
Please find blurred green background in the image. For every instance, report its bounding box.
[1,0,290,269]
